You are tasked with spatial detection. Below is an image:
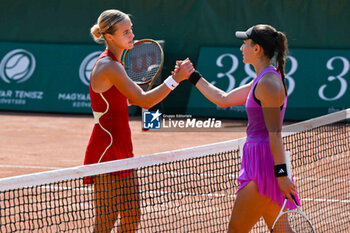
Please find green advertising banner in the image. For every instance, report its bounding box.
[187,47,350,120]
[0,42,105,113]
[0,41,135,115]
[1,41,349,120]
[0,41,154,115]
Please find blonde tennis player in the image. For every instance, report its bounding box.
[85,9,194,233]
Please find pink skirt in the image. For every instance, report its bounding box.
[237,141,300,209]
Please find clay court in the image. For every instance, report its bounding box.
[0,111,247,179]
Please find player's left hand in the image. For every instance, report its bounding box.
[277,176,297,202]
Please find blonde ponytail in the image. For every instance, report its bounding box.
[90,9,129,44]
[90,24,104,44]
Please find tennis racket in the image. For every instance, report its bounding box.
[122,39,164,131]
[271,152,316,232]
[271,195,316,232]
[123,39,164,91]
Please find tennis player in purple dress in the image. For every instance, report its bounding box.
[186,24,300,232]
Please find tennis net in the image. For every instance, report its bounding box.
[0,109,349,232]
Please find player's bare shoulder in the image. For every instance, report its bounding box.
[255,72,285,106]
[93,56,124,77]
[96,56,122,70]
[259,72,284,94]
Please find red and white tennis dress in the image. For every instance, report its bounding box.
[84,49,133,183]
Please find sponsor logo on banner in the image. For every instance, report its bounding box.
[142,110,223,131]
[0,49,36,84]
[79,51,102,86]
[57,92,91,108]
[55,51,101,109]
[0,89,44,105]
[0,49,43,106]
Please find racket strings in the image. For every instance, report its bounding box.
[124,42,162,84]
[274,212,315,233]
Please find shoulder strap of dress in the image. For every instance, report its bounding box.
[259,66,280,80]
[96,49,120,61]
[104,49,118,62]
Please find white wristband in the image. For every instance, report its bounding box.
[164,76,179,90]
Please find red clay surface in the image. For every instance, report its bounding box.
[0,111,247,179]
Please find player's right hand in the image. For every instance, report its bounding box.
[172,58,194,82]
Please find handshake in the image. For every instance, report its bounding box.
[169,58,202,87]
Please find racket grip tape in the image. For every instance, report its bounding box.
[291,194,299,206]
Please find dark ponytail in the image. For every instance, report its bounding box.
[252,25,289,95]
[275,31,288,95]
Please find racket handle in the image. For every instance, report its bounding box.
[291,194,299,206]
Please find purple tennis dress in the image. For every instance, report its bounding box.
[237,66,299,209]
